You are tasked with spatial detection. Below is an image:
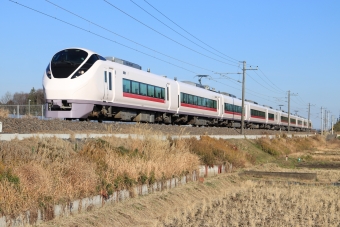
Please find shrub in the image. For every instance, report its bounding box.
[187,136,247,168]
[0,108,9,118]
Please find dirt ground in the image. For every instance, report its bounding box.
[37,162,340,227]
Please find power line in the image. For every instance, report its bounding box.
[103,0,238,67]
[129,0,237,64]
[10,0,289,110]
[247,72,284,94]
[208,78,282,105]
[253,70,285,94]
[10,0,199,74]
[45,0,214,73]
[143,0,240,63]
[258,68,286,93]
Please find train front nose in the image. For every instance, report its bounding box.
[43,48,94,119]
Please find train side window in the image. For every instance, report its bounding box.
[147,85,155,97]
[193,96,198,105]
[188,95,193,104]
[155,87,161,98]
[104,71,107,83]
[197,97,202,106]
[213,100,217,109]
[131,81,139,94]
[183,93,188,103]
[123,79,131,92]
[207,99,213,108]
[109,72,112,90]
[140,83,147,96]
[202,98,207,107]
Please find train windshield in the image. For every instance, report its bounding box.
[51,49,88,79]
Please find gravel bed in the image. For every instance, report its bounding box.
[0,117,309,135]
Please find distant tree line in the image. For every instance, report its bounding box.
[0,88,44,105]
[333,120,340,132]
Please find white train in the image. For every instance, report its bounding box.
[43,48,311,131]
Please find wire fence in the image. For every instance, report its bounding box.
[0,105,46,119]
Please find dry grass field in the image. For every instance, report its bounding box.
[38,172,340,227]
[1,126,340,226]
[0,126,199,217]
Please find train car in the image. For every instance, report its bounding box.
[43,47,311,130]
[246,100,267,129]
[280,111,289,130]
[221,93,243,128]
[177,81,220,125]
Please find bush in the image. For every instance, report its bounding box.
[0,108,9,118]
[187,136,247,168]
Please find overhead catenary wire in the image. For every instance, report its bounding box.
[9,0,199,74]
[143,0,240,63]
[253,70,285,94]
[129,0,238,64]
[103,0,239,67]
[247,72,285,94]
[10,0,296,112]
[11,0,282,101]
[258,68,286,93]
[208,77,283,105]
[45,0,214,73]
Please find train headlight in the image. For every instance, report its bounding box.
[45,63,51,79]
[71,69,87,79]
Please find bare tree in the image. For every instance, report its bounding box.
[0,91,13,104]
[35,89,45,104]
[13,92,28,105]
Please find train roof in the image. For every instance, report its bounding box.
[105,57,142,70]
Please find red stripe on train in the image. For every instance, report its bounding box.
[181,103,217,112]
[224,111,243,116]
[123,92,165,103]
[251,115,266,120]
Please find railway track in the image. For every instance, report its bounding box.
[0,117,313,136]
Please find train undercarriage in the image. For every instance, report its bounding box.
[65,104,306,132]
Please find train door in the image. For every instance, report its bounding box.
[107,68,114,102]
[103,68,114,102]
[217,96,222,117]
[103,70,107,101]
[166,83,171,110]
[244,103,247,121]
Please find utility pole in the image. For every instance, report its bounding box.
[323,109,327,134]
[307,103,314,132]
[321,107,323,135]
[328,111,331,132]
[240,61,257,135]
[331,115,334,135]
[287,90,298,133]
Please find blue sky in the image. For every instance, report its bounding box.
[1,0,339,129]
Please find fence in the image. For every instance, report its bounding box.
[0,105,45,119]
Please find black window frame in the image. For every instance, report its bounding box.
[180,92,217,110]
[122,78,165,100]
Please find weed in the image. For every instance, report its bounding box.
[0,108,9,118]
[0,168,20,186]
